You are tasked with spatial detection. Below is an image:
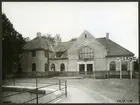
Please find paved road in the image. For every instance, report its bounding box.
[53,80,115,103]
[53,78,138,103]
[3,78,138,103]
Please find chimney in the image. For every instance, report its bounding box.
[37,32,41,37]
[106,32,109,39]
[54,34,61,46]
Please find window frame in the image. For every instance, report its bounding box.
[79,46,94,60]
[32,63,36,71]
[109,61,116,71]
[60,63,65,72]
[45,63,48,72]
[51,63,55,72]
[121,61,128,71]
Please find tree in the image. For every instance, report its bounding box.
[133,58,139,72]
[2,13,27,79]
[42,33,55,46]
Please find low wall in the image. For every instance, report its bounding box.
[8,71,137,79]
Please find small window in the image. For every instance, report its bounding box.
[51,64,55,72]
[45,51,47,57]
[32,63,36,71]
[60,63,65,72]
[45,63,48,71]
[85,34,87,38]
[32,51,36,57]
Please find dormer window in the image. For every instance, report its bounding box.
[56,52,63,57]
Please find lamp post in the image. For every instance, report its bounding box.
[120,61,122,79]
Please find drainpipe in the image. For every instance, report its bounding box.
[47,49,49,76]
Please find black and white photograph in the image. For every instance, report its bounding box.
[1,2,139,104]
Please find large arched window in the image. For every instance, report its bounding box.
[79,46,94,60]
[121,62,128,71]
[32,63,36,71]
[60,63,65,72]
[109,61,116,71]
[51,64,55,72]
[45,63,48,72]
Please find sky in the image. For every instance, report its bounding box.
[2,2,138,57]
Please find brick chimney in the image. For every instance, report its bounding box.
[37,32,41,37]
[106,32,109,39]
[54,34,61,46]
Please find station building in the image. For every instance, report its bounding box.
[21,30,134,78]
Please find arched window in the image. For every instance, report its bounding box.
[60,63,65,72]
[51,64,55,72]
[45,63,48,72]
[109,61,116,71]
[79,46,94,60]
[32,63,36,71]
[121,62,128,71]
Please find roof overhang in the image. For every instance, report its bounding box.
[106,54,134,57]
[50,58,68,60]
[23,48,53,52]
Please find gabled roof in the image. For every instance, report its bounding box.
[50,40,76,59]
[97,37,134,57]
[53,37,134,58]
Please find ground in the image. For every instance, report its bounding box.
[2,77,139,103]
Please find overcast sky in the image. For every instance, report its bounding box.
[2,2,138,57]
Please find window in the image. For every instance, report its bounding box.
[51,64,55,72]
[56,52,63,57]
[45,63,48,71]
[109,61,116,71]
[32,51,36,57]
[79,46,94,60]
[85,34,87,38]
[60,63,65,71]
[121,62,128,71]
[45,51,47,57]
[32,63,36,71]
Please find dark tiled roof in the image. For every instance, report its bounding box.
[96,37,134,57]
[24,35,134,58]
[50,40,76,59]
[54,40,76,52]
[23,37,53,51]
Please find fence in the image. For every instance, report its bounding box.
[2,77,67,104]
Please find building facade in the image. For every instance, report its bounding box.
[21,30,134,78]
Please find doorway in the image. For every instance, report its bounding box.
[87,64,93,74]
[79,64,85,74]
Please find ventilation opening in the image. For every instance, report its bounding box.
[85,34,87,38]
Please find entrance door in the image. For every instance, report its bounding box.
[87,64,93,74]
[79,64,85,74]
